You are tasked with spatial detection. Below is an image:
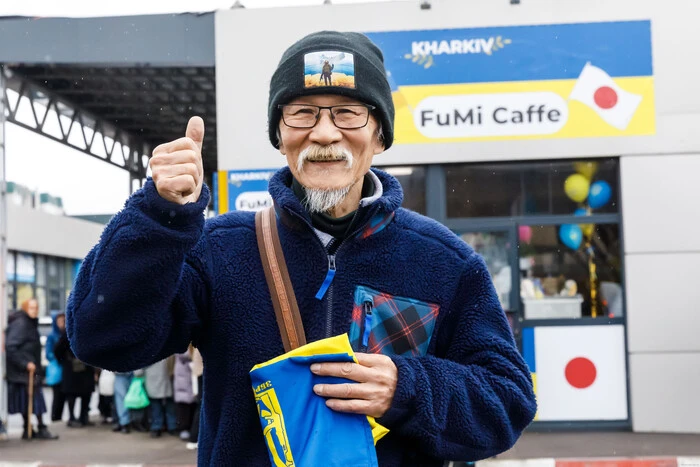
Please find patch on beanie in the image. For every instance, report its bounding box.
[304,51,355,89]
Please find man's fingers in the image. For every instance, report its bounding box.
[151,150,202,177]
[153,136,200,156]
[310,361,372,383]
[313,382,376,400]
[355,353,392,367]
[324,398,377,417]
[156,175,197,202]
[185,116,205,151]
[152,162,200,181]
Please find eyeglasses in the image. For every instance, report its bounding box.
[278,104,376,129]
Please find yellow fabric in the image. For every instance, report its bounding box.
[251,334,389,444]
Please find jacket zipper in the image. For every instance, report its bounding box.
[287,208,369,339]
[360,300,373,352]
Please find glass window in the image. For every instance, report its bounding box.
[36,255,46,286]
[36,287,48,318]
[383,166,426,214]
[458,231,513,311]
[519,223,622,319]
[16,283,34,309]
[16,253,36,283]
[7,283,15,311]
[64,260,74,289]
[48,287,63,312]
[6,251,16,282]
[446,158,619,218]
[47,257,59,287]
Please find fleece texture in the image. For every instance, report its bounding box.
[66,167,536,466]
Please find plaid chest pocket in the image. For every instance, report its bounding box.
[348,285,440,357]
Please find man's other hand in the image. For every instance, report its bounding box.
[150,116,205,205]
[310,353,398,419]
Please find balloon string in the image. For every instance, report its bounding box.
[586,240,598,318]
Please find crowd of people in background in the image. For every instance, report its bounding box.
[0,299,203,451]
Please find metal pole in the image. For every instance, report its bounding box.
[0,66,8,422]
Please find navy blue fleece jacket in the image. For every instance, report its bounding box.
[66,167,536,466]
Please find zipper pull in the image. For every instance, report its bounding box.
[361,301,373,349]
[315,255,336,300]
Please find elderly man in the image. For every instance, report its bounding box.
[67,31,536,465]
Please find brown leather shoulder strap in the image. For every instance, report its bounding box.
[255,206,306,352]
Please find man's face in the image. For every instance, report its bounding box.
[56,315,66,331]
[278,94,384,192]
[26,299,39,319]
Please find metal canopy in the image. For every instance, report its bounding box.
[8,64,217,179]
[0,13,218,187]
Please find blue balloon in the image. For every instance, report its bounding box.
[588,181,612,209]
[559,224,583,250]
[574,208,589,217]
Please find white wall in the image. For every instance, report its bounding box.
[215,0,700,171]
[7,203,104,259]
[622,155,700,432]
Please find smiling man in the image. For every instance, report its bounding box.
[67,31,536,466]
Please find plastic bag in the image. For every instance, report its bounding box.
[124,376,150,409]
[45,360,62,386]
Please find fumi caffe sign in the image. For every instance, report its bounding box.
[365,21,654,144]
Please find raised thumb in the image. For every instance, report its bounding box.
[185,116,205,151]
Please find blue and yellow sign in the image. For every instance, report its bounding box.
[364,21,654,144]
[213,169,278,214]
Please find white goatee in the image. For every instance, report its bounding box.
[297,144,354,214]
[303,185,352,214]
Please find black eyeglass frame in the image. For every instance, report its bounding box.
[277,103,377,129]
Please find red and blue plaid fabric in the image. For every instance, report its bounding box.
[348,285,440,357]
[356,212,395,240]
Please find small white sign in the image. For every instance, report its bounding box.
[235,191,273,212]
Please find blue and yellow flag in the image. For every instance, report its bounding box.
[250,334,388,467]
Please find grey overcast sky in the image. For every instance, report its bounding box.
[0,0,410,18]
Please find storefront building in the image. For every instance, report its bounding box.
[214,0,700,433]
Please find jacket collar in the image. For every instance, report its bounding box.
[269,166,403,238]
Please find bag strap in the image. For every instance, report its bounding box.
[255,206,307,352]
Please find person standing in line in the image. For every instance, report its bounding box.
[144,357,177,437]
[46,312,66,422]
[112,371,134,433]
[97,369,115,425]
[173,349,196,441]
[5,300,58,440]
[54,326,96,427]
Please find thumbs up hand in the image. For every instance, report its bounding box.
[150,116,205,205]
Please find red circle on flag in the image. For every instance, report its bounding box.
[594,86,618,109]
[565,357,597,389]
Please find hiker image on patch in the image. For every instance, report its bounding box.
[304,51,355,89]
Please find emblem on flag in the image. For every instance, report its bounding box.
[523,325,628,421]
[569,63,643,131]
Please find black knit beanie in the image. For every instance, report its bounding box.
[268,30,395,150]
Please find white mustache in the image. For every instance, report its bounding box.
[298,145,354,172]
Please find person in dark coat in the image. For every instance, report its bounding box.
[5,299,58,440]
[45,312,66,421]
[54,327,96,427]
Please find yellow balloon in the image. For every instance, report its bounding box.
[580,223,594,238]
[573,161,599,180]
[564,174,590,203]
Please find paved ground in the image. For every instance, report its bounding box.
[2,389,700,465]
[496,431,700,459]
[1,417,197,465]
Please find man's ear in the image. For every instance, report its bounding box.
[277,127,286,155]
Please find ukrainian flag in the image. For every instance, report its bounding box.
[250,334,388,467]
